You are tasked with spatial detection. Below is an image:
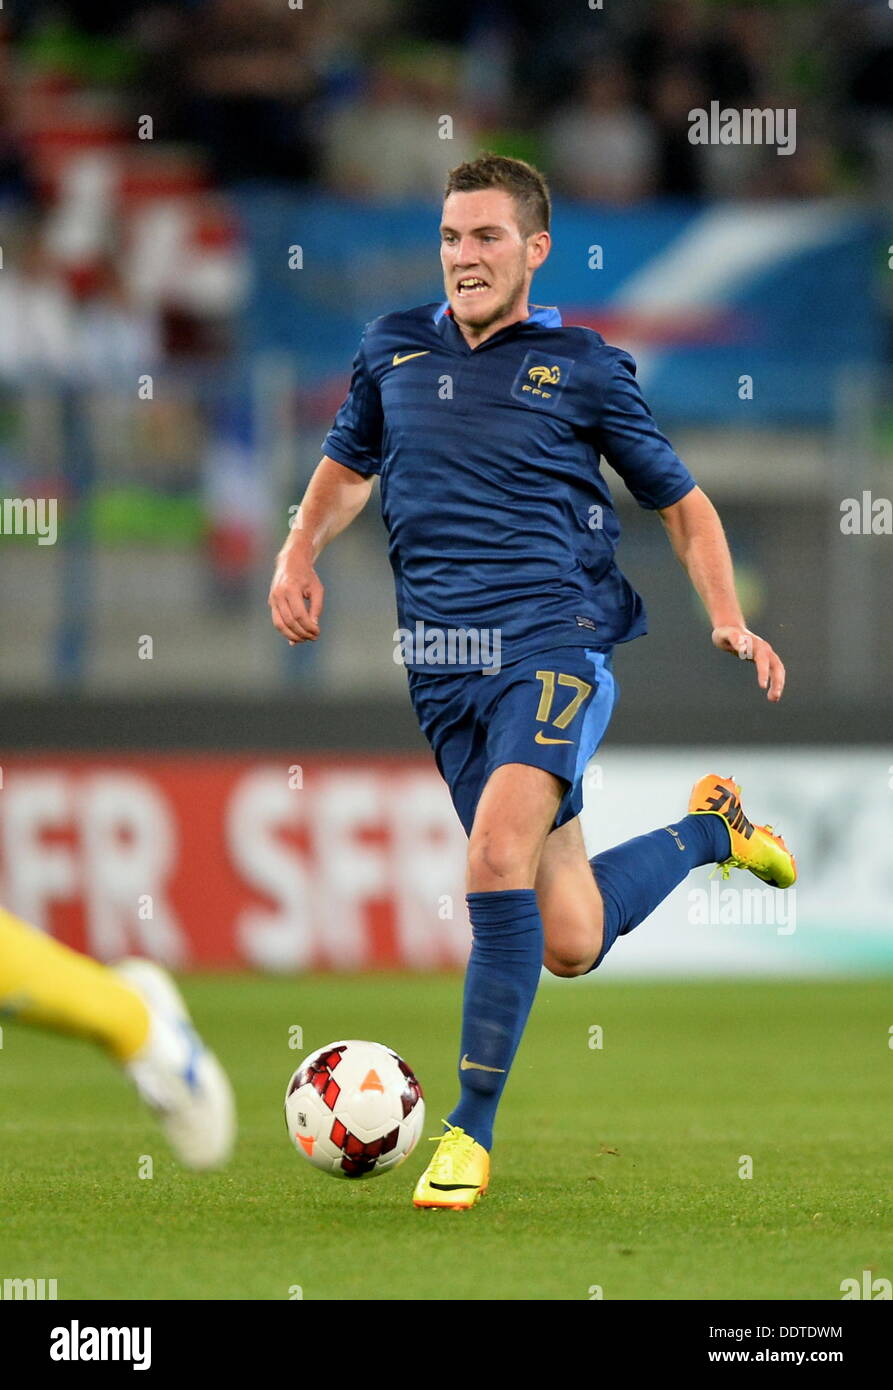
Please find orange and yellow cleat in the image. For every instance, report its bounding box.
[688,773,797,889]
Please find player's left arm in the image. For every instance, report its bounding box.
[657,484,785,702]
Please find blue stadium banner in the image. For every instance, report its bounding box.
[235,193,883,426]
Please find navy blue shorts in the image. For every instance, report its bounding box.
[407,646,619,837]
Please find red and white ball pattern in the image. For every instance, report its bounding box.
[285,1039,425,1178]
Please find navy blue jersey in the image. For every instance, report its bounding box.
[322,301,696,671]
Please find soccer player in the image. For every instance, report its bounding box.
[268,154,795,1210]
[0,904,235,1168]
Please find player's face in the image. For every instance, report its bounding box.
[440,189,548,338]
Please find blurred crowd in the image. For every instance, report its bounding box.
[0,0,889,384]
[1,0,891,207]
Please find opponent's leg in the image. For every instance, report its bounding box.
[0,904,149,1060]
[0,906,235,1169]
[413,762,560,1210]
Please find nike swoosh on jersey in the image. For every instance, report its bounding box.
[392,350,431,366]
[534,731,572,745]
[460,1054,506,1074]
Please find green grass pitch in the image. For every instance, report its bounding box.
[0,974,890,1301]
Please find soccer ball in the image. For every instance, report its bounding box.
[284,1040,425,1178]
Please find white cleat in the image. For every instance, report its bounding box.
[114,958,236,1171]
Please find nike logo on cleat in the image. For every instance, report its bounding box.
[429,1182,479,1191]
[703,785,755,839]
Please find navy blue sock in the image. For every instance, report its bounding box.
[448,888,543,1152]
[589,812,730,970]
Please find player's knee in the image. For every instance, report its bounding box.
[542,919,601,977]
[543,945,594,978]
[466,830,536,890]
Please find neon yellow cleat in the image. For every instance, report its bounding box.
[412,1123,490,1210]
[688,773,797,890]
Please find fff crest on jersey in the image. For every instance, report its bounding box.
[511,351,575,410]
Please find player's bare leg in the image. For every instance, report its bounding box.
[465,761,564,893]
[540,774,797,982]
[536,817,604,976]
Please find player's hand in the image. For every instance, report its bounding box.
[268,556,324,645]
[711,625,785,702]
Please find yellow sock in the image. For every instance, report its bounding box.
[0,906,150,1062]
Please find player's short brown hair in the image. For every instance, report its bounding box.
[444,153,551,238]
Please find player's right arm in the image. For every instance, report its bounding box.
[270,324,383,644]
[268,455,373,644]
